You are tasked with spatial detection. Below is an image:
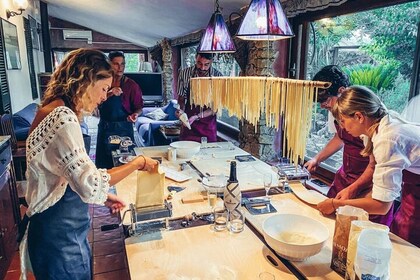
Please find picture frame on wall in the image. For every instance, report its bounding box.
[28,15,40,50]
[37,22,43,52]
[1,19,21,70]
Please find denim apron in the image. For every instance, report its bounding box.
[96,77,134,168]
[27,186,91,279]
[328,122,393,226]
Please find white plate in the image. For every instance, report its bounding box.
[119,155,136,164]
[289,183,327,205]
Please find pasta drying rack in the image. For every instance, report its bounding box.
[274,163,311,181]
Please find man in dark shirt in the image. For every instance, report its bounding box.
[95,51,143,168]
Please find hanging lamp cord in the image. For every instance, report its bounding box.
[215,0,220,12]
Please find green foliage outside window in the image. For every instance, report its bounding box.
[124,53,140,72]
[306,1,419,171]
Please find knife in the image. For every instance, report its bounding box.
[186,161,206,178]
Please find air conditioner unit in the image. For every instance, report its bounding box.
[63,30,93,44]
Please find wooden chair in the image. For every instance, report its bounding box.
[0,113,26,150]
[0,113,27,181]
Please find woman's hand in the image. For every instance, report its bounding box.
[336,187,355,200]
[317,198,336,215]
[105,193,126,213]
[304,158,319,172]
[132,155,159,171]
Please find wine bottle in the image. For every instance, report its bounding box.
[224,161,241,212]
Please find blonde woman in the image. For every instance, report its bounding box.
[20,49,158,279]
[317,85,420,247]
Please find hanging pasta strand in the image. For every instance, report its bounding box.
[190,77,329,165]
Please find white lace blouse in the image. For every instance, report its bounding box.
[20,106,111,279]
[25,106,110,217]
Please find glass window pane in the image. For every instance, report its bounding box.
[305,2,419,171]
[180,46,241,129]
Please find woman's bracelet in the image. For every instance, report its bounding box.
[331,198,336,210]
[138,155,146,170]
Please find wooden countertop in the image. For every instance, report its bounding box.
[245,184,420,280]
[124,223,296,280]
[116,144,420,279]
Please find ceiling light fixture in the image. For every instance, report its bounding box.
[236,0,294,41]
[197,0,236,53]
[6,0,29,19]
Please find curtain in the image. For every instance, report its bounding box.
[283,0,350,17]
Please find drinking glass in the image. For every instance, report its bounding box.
[207,187,218,222]
[201,137,208,148]
[263,173,272,199]
[228,208,244,233]
[278,173,289,193]
[227,141,235,150]
[213,206,227,231]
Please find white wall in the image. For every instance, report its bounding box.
[0,0,44,113]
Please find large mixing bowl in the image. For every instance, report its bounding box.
[201,175,228,193]
[169,141,201,159]
[262,214,329,261]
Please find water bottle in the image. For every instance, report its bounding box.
[224,161,241,212]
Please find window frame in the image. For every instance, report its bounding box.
[290,0,420,180]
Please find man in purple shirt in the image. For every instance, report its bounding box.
[95,51,143,168]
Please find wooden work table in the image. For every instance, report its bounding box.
[115,143,420,279]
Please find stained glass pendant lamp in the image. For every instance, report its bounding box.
[236,0,294,40]
[197,0,236,53]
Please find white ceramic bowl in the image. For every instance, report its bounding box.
[262,214,329,261]
[169,141,201,159]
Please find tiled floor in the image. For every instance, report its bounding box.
[4,117,130,280]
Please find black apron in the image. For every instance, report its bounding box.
[95,77,134,168]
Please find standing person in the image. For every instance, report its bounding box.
[176,51,222,142]
[95,51,143,168]
[317,86,420,247]
[305,65,392,225]
[19,49,158,279]
[304,65,372,199]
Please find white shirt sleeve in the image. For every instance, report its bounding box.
[371,137,410,202]
[327,112,337,133]
[51,117,110,205]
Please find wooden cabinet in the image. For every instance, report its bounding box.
[0,137,20,279]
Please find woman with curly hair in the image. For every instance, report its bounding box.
[317,86,420,247]
[19,48,158,279]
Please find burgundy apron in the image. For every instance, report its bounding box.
[328,122,369,197]
[179,71,217,143]
[328,122,393,226]
[391,170,420,247]
[180,104,217,142]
